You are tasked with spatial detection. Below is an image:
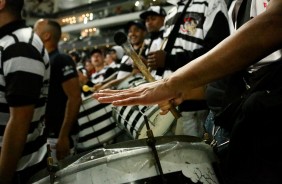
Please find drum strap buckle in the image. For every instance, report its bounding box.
[207,126,230,150]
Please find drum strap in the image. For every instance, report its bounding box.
[156,0,191,76]
[163,0,192,55]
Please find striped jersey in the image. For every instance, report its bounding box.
[163,0,230,71]
[0,20,50,171]
[163,0,230,111]
[90,66,116,84]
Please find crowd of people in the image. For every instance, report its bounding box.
[0,0,281,184]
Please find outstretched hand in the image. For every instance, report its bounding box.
[93,79,184,114]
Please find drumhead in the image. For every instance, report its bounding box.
[31,137,219,184]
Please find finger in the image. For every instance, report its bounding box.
[112,96,155,106]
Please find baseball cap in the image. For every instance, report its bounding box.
[109,45,124,60]
[140,6,167,20]
[126,20,146,31]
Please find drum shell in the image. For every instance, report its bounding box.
[76,96,122,152]
[113,105,176,139]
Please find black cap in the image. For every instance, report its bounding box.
[140,6,167,20]
[90,48,103,56]
[126,20,146,31]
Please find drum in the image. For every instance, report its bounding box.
[31,135,220,184]
[112,104,176,139]
[76,95,122,152]
[115,73,146,90]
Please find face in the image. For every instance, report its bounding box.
[145,15,165,33]
[109,50,118,61]
[91,52,104,67]
[104,53,113,65]
[85,60,94,72]
[128,25,147,46]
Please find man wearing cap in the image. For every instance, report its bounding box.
[116,20,148,80]
[144,0,231,138]
[95,20,148,92]
[140,6,168,80]
[109,45,125,64]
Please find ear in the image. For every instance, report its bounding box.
[0,0,6,10]
[43,32,52,41]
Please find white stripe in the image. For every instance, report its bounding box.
[0,76,5,86]
[78,118,115,138]
[3,57,45,76]
[16,143,47,171]
[26,121,45,143]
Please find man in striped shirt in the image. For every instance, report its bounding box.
[146,0,231,138]
[0,0,50,183]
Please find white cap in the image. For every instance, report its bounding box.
[111,45,124,60]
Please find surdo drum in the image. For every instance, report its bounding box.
[76,95,122,152]
[113,74,176,139]
[113,105,176,139]
[31,136,220,184]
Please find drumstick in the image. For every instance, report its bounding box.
[82,85,94,92]
[114,32,181,119]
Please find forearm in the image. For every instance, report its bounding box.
[59,97,81,138]
[0,107,33,183]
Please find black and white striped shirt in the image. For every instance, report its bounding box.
[163,0,230,71]
[0,20,50,171]
[163,0,231,111]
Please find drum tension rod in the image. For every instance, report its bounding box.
[144,116,167,184]
[47,144,60,184]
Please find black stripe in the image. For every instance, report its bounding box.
[78,103,110,119]
[117,106,127,124]
[22,134,46,156]
[41,45,45,57]
[0,85,5,91]
[129,110,143,136]
[175,32,204,47]
[9,33,19,43]
[193,1,208,6]
[118,63,133,72]
[28,117,44,134]
[77,123,117,142]
[0,46,3,74]
[129,106,148,135]
[2,42,44,63]
[79,111,112,130]
[0,125,5,135]
[127,77,143,84]
[35,97,48,108]
[0,103,9,113]
[123,107,134,128]
[29,30,34,44]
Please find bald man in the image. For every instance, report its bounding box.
[34,19,82,162]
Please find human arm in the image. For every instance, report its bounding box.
[0,105,34,183]
[56,77,81,160]
[94,1,282,108]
